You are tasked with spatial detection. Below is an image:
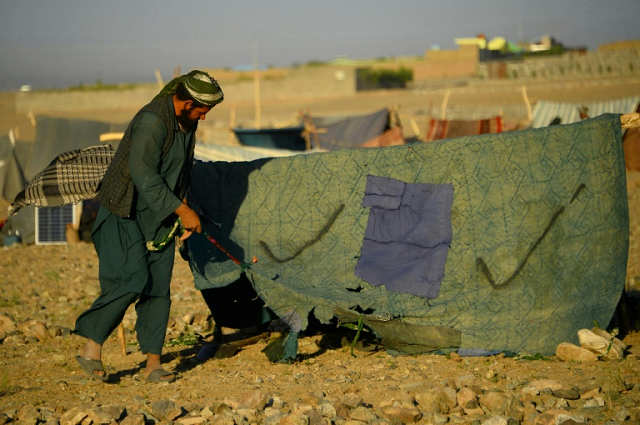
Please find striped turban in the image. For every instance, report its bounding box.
[154,70,224,106]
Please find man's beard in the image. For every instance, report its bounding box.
[177,106,198,132]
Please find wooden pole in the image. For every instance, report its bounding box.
[440,91,450,120]
[117,322,127,356]
[410,119,422,141]
[154,69,164,90]
[521,86,532,122]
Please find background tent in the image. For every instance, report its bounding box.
[24,116,125,181]
[424,116,503,142]
[194,144,323,163]
[2,116,126,245]
[186,114,627,356]
[302,108,404,151]
[530,96,640,128]
[0,131,28,203]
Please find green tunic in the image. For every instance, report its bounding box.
[75,97,194,354]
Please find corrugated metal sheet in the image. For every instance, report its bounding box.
[531,96,640,128]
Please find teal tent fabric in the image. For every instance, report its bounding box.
[187,114,628,355]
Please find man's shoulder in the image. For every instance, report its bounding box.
[131,97,173,130]
[140,96,172,115]
[133,111,165,127]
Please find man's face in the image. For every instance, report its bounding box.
[178,103,213,132]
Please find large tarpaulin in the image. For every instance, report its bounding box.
[186,114,628,355]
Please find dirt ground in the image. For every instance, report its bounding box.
[0,229,639,423]
[1,77,640,424]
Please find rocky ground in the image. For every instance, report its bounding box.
[0,171,638,425]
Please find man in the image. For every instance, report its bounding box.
[73,70,224,383]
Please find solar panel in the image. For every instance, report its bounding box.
[35,205,77,245]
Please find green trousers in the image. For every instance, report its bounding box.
[74,207,175,355]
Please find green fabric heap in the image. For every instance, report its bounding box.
[187,114,628,356]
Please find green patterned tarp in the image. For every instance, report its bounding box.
[187,114,628,355]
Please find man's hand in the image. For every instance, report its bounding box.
[175,203,202,241]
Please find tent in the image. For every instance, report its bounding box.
[194,143,324,163]
[2,116,125,245]
[302,108,405,151]
[424,116,503,142]
[0,131,28,204]
[531,96,640,172]
[185,114,628,356]
[530,96,640,129]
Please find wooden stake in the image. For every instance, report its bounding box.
[117,323,127,356]
[410,118,422,140]
[440,91,450,120]
[521,86,532,122]
[154,69,164,90]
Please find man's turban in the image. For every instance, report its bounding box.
[154,70,224,106]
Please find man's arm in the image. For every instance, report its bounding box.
[129,112,183,219]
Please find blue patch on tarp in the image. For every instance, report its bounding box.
[355,175,454,298]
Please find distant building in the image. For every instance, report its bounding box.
[454,34,523,62]
[529,35,559,52]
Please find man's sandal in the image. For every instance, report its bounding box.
[146,369,176,383]
[75,355,109,382]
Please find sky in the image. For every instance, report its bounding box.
[0,0,638,91]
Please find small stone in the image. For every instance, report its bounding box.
[60,407,88,425]
[602,343,625,360]
[457,387,484,416]
[583,397,605,408]
[480,392,510,416]
[238,389,268,410]
[178,417,206,425]
[16,404,40,425]
[66,289,82,301]
[533,409,586,425]
[555,342,599,363]
[613,407,631,422]
[151,400,182,421]
[378,405,421,423]
[579,386,601,400]
[483,416,509,425]
[415,389,450,414]
[18,320,48,341]
[92,406,125,423]
[0,315,17,334]
[341,392,363,408]
[119,414,146,425]
[317,402,337,418]
[279,412,310,425]
[577,329,609,356]
[526,379,564,392]
[552,389,580,400]
[590,327,627,352]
